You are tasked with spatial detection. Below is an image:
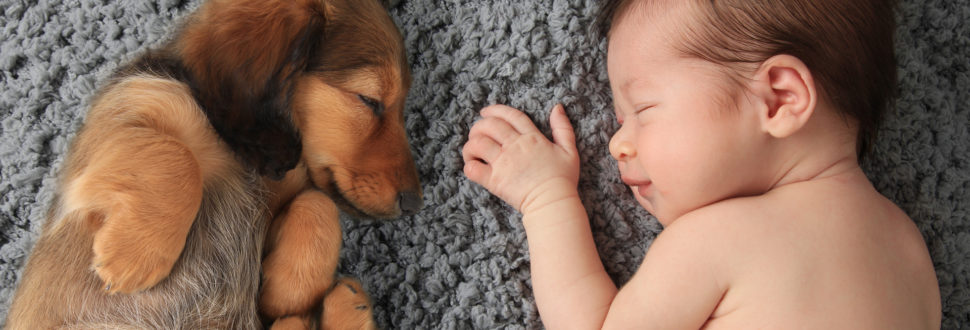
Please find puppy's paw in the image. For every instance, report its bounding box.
[270,315,311,330]
[91,220,186,294]
[321,277,377,330]
[64,115,204,294]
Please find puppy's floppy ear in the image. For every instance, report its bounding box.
[177,0,326,179]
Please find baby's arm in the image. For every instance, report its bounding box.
[601,210,729,328]
[463,104,617,328]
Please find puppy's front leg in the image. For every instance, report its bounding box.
[70,129,203,294]
[261,189,342,318]
[320,277,377,330]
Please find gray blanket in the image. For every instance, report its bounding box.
[2,0,967,328]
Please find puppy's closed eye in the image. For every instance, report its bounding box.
[357,94,384,115]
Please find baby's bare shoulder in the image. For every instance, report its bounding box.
[654,198,767,268]
[665,177,912,270]
[674,177,940,328]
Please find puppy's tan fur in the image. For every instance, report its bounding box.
[7,0,419,328]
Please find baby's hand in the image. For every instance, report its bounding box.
[462,104,579,214]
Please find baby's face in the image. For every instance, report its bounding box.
[606,11,771,225]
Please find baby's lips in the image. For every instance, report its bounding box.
[621,175,651,187]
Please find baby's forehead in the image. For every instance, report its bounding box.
[607,0,698,45]
[614,0,693,22]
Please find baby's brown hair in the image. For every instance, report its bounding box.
[597,0,898,158]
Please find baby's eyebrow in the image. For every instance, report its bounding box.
[620,76,653,95]
[620,79,636,94]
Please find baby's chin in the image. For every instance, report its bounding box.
[632,188,662,221]
[633,189,680,227]
[635,196,653,213]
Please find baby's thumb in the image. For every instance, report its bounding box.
[549,104,576,150]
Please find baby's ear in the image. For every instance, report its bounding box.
[751,55,818,138]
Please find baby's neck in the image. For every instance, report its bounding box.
[771,154,864,191]
[765,106,863,191]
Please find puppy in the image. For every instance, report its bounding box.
[6,0,420,328]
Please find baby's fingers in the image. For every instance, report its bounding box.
[461,135,498,186]
[480,104,541,136]
[549,104,576,152]
[462,135,501,165]
[469,117,519,146]
[462,159,492,186]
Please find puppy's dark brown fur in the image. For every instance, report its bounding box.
[7,0,419,328]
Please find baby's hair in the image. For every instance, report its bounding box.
[596,0,898,159]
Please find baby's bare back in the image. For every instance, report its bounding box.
[695,172,941,329]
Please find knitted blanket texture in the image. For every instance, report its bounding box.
[1,0,968,328]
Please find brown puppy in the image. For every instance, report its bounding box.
[6,0,420,328]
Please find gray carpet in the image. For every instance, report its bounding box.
[1,0,967,328]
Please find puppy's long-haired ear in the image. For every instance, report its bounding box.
[177,0,326,179]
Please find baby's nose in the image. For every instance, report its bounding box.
[609,134,636,161]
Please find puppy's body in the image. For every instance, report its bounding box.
[7,0,419,328]
[9,73,268,329]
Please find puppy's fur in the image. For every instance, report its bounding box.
[7,0,420,328]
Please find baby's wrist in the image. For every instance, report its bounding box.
[520,188,586,235]
[519,178,580,215]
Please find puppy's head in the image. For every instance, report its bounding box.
[178,0,421,218]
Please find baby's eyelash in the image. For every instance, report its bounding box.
[635,105,655,113]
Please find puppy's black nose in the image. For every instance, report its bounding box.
[398,190,423,215]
